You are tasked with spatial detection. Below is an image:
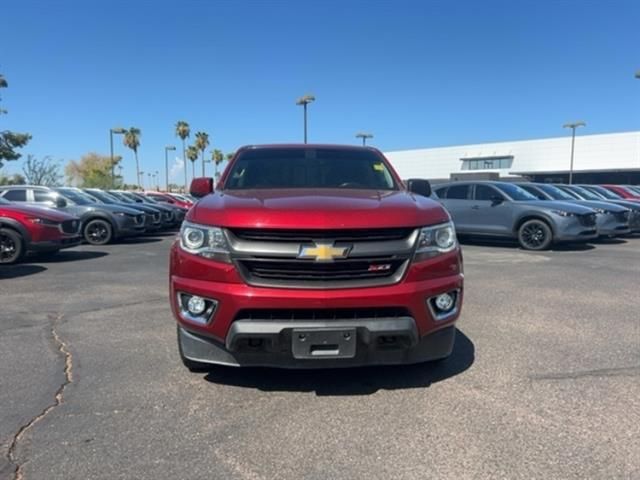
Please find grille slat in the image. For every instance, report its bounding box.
[231,228,414,243]
[235,307,410,322]
[578,213,597,227]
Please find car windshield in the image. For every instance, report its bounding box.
[56,188,94,205]
[536,184,577,200]
[86,190,116,203]
[0,196,10,205]
[622,186,640,196]
[224,148,397,190]
[567,185,602,200]
[493,183,538,201]
[109,191,135,203]
[583,186,618,199]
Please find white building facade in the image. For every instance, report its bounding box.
[385,130,640,184]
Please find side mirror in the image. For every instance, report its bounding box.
[55,197,67,208]
[406,178,432,197]
[190,177,214,198]
[490,195,504,206]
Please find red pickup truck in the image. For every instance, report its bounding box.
[170,145,464,369]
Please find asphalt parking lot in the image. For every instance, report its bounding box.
[1,233,639,480]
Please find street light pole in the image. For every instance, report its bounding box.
[296,94,315,143]
[109,127,126,188]
[563,121,586,185]
[164,146,176,192]
[355,132,373,146]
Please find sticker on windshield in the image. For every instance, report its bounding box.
[373,163,384,171]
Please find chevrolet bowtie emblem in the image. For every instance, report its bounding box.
[298,242,351,262]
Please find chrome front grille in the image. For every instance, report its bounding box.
[227,228,418,289]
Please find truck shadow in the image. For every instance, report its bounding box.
[0,264,47,279]
[203,329,474,396]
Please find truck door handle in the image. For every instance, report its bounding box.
[471,205,480,210]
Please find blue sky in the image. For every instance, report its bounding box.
[1,0,639,185]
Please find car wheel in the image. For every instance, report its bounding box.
[0,228,24,265]
[177,326,211,373]
[518,219,552,250]
[84,219,113,245]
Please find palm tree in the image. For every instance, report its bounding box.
[123,127,142,188]
[194,131,210,176]
[225,152,235,161]
[175,121,190,191]
[186,145,199,180]
[211,149,224,179]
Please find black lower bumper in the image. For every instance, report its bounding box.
[29,237,82,252]
[178,318,456,368]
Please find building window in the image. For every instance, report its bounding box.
[461,156,513,170]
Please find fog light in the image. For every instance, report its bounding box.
[187,295,207,315]
[434,293,455,312]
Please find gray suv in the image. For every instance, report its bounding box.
[516,183,631,237]
[0,186,147,245]
[433,181,599,250]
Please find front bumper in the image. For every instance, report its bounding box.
[170,242,463,367]
[29,236,82,252]
[114,215,146,237]
[553,215,598,242]
[596,213,630,237]
[178,323,456,368]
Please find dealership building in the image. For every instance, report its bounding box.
[385,130,640,185]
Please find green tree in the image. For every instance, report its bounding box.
[0,172,26,185]
[212,149,224,178]
[0,73,31,167]
[194,131,209,176]
[22,155,63,186]
[123,127,141,188]
[65,153,122,188]
[225,152,235,161]
[175,121,190,191]
[186,145,199,180]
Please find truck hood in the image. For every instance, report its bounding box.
[189,189,450,229]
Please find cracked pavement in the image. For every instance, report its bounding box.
[0,233,638,479]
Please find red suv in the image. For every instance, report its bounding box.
[0,197,81,264]
[170,145,464,370]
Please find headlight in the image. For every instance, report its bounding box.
[179,221,230,261]
[28,217,58,226]
[415,222,457,257]
[591,208,609,214]
[551,210,576,217]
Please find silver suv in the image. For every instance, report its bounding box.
[433,181,599,250]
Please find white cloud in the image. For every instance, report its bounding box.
[169,156,184,180]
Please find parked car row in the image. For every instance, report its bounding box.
[433,181,640,250]
[0,185,196,264]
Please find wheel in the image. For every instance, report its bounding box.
[177,326,211,373]
[83,219,113,245]
[0,228,24,265]
[518,219,552,250]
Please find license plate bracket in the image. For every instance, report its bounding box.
[291,328,356,359]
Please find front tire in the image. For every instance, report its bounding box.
[84,219,113,245]
[518,219,552,250]
[0,228,24,265]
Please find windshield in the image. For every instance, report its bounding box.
[622,186,640,196]
[86,190,117,203]
[109,191,134,203]
[224,148,397,190]
[566,185,602,200]
[537,184,577,200]
[0,196,10,205]
[56,188,94,205]
[493,183,538,201]
[582,185,617,199]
